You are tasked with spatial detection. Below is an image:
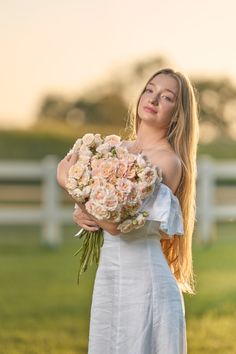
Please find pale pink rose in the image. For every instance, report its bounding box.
[117,219,134,233]
[82,133,96,147]
[138,182,155,198]
[138,166,157,185]
[124,163,136,179]
[104,134,121,147]
[116,160,128,178]
[96,143,111,155]
[65,177,77,190]
[86,201,110,220]
[116,178,132,194]
[79,144,93,156]
[90,186,107,203]
[81,185,91,199]
[69,162,85,180]
[134,213,146,229]
[107,173,117,185]
[79,168,91,186]
[136,154,147,168]
[79,154,91,165]
[116,190,128,204]
[70,138,82,153]
[70,187,84,202]
[109,210,121,222]
[103,193,118,211]
[100,159,117,178]
[125,200,142,216]
[129,185,140,200]
[127,154,137,164]
[94,134,103,146]
[91,176,107,188]
[115,146,129,159]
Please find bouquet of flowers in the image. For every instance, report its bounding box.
[65,133,162,284]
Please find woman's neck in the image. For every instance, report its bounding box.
[133,122,170,153]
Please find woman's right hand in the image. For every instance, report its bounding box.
[73,205,100,232]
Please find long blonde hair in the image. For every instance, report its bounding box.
[126,68,200,295]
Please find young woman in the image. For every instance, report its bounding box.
[57,68,200,353]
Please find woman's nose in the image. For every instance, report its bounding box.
[149,95,159,105]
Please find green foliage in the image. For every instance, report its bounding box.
[1,127,236,161]
[0,222,236,353]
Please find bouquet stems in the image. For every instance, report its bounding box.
[73,228,104,285]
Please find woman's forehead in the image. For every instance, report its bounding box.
[147,74,178,93]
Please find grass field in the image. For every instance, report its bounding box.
[0,222,236,354]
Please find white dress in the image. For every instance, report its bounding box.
[87,182,187,354]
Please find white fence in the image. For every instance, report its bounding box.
[0,156,73,246]
[197,155,236,242]
[0,155,236,245]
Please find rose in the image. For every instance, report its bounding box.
[82,133,96,147]
[94,133,103,146]
[115,146,129,159]
[104,134,121,147]
[90,186,108,203]
[79,168,91,186]
[133,213,146,229]
[85,201,111,220]
[79,154,91,165]
[69,162,85,180]
[124,163,136,179]
[96,142,111,156]
[100,158,117,178]
[116,178,133,194]
[116,160,128,178]
[117,218,134,233]
[65,177,77,190]
[103,193,119,211]
[79,144,93,157]
[138,166,157,185]
[138,182,155,198]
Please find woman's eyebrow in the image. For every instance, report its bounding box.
[147,82,176,96]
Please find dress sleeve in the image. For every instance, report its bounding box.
[140,182,184,237]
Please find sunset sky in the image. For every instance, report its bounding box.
[1,0,236,128]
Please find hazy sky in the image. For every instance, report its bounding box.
[1,0,236,128]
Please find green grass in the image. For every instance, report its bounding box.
[0,222,236,353]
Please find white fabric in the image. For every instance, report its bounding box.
[140,182,184,237]
[88,183,187,354]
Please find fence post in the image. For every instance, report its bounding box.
[197,155,215,243]
[41,155,61,247]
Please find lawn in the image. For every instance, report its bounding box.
[0,222,236,354]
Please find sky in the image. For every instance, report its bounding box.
[1,0,236,128]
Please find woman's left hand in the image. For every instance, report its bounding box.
[56,152,78,190]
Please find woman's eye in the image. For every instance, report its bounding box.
[161,95,172,101]
[144,88,152,93]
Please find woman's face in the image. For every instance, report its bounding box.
[137,73,179,129]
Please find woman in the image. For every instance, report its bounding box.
[57,68,199,353]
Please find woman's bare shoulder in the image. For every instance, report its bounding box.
[152,150,182,194]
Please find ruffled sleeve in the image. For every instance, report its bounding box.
[140,182,184,237]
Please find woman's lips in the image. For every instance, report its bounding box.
[144,106,157,113]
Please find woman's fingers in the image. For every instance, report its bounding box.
[80,224,100,232]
